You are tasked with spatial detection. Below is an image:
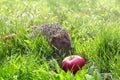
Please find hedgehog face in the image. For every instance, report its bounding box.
[50,31,72,50]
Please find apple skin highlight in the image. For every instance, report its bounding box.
[62,55,86,74]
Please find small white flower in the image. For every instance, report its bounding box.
[13,75,17,79]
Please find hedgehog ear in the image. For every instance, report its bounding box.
[50,34,59,44]
[52,34,60,38]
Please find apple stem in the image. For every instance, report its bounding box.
[69,56,73,60]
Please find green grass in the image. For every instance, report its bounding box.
[0,0,120,80]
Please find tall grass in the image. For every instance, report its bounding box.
[0,0,120,80]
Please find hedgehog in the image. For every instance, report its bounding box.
[30,24,72,50]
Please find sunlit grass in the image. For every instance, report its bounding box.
[0,0,120,80]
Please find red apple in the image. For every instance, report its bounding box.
[62,55,85,74]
